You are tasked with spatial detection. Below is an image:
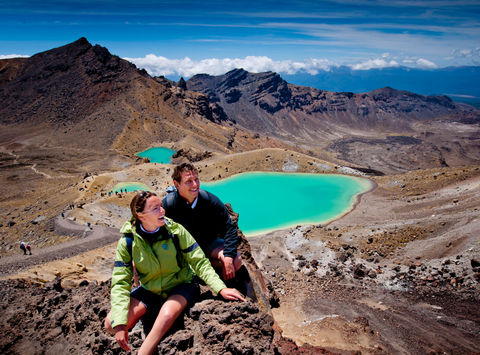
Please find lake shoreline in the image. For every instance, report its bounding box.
[223,174,377,237]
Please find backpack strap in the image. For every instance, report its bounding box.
[199,189,208,200]
[124,232,134,267]
[164,189,177,210]
[170,234,184,268]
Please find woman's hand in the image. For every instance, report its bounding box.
[219,287,246,302]
[114,325,131,351]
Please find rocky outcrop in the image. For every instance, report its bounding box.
[0,277,330,354]
[171,148,213,163]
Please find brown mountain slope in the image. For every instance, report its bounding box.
[0,38,280,155]
[187,69,480,173]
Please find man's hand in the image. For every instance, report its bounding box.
[219,287,246,302]
[222,255,236,280]
[114,325,131,351]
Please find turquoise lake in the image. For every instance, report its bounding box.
[136,147,175,164]
[202,172,372,236]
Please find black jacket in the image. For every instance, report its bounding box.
[162,189,238,258]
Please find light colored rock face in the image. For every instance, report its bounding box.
[337,166,368,176]
[314,162,332,171]
[282,161,299,172]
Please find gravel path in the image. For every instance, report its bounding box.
[0,215,120,276]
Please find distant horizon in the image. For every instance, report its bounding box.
[2,36,480,80]
[1,1,479,78]
[2,36,479,103]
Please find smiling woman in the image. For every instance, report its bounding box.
[104,190,245,354]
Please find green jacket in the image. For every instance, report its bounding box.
[110,217,226,328]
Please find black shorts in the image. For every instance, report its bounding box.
[130,280,200,311]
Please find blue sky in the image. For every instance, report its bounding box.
[1,0,479,77]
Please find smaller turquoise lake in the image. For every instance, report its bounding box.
[137,147,175,164]
[202,172,372,236]
[110,182,150,194]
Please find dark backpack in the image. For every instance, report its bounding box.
[163,188,209,211]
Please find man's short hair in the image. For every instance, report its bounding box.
[172,163,198,183]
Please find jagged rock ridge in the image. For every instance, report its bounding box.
[187,68,479,138]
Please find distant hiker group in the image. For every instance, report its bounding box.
[104,163,249,355]
[107,188,130,196]
[20,241,32,255]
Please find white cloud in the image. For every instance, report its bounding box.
[401,57,438,69]
[350,58,400,70]
[449,47,480,65]
[451,47,480,58]
[125,53,452,77]
[0,54,29,59]
[415,58,438,69]
[124,55,336,77]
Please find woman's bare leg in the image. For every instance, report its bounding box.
[137,294,188,355]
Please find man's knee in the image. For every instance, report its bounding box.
[210,247,242,272]
[233,253,242,270]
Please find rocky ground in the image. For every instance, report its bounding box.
[0,277,278,355]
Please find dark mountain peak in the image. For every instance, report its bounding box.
[187,69,292,115]
[190,73,213,80]
[76,37,90,45]
[177,77,187,90]
[187,68,479,142]
[26,37,134,75]
[73,36,89,45]
[225,68,248,76]
[0,38,142,125]
[31,37,92,61]
[220,68,249,89]
[369,87,457,109]
[66,36,91,49]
